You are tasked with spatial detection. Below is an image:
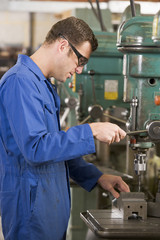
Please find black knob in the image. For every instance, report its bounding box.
[88,70,95,76]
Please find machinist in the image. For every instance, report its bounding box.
[0,17,130,240]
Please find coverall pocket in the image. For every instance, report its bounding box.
[0,191,17,237]
[29,173,70,240]
[44,103,54,114]
[30,182,39,213]
[21,177,39,218]
[44,102,59,131]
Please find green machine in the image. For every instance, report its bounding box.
[117,14,160,189]
[80,4,160,240]
[72,31,129,124]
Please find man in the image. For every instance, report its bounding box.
[0,17,129,240]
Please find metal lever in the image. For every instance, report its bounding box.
[103,113,127,124]
[79,107,127,125]
[126,129,148,136]
[78,115,91,125]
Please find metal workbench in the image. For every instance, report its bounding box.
[80,209,160,239]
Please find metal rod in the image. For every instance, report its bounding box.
[131,96,138,131]
[60,107,70,126]
[78,115,91,125]
[88,0,99,21]
[130,0,136,17]
[138,175,141,192]
[103,113,127,124]
[126,129,148,136]
[95,0,106,31]
[91,75,96,105]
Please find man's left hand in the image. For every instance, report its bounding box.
[97,174,130,199]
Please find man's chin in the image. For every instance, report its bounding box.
[55,78,66,83]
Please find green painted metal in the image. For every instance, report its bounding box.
[153,10,160,44]
[117,15,160,131]
[73,8,113,32]
[57,29,130,127]
[74,32,129,121]
[121,4,141,23]
[117,16,154,48]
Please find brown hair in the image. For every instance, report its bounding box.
[44,17,98,52]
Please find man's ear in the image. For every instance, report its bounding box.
[58,39,69,54]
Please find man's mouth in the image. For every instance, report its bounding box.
[69,72,72,78]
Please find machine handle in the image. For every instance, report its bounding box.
[103,113,127,124]
[126,129,148,135]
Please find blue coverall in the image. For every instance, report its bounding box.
[0,55,102,240]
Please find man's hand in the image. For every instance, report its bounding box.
[89,122,126,144]
[97,174,130,199]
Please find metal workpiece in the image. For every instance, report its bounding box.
[116,192,147,220]
[80,190,160,239]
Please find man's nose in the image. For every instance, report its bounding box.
[75,66,84,74]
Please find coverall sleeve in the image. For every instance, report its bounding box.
[68,157,103,192]
[1,75,96,166]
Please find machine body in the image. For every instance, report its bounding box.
[81,9,160,240]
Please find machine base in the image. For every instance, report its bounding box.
[80,209,160,239]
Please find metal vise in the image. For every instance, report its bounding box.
[115,192,147,220]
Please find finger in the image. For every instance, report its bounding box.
[110,131,117,143]
[119,129,126,139]
[115,134,120,143]
[110,137,116,144]
[109,187,120,199]
[117,181,130,192]
[108,135,115,144]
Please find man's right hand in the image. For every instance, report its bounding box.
[89,122,126,144]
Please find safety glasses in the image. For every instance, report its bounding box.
[59,34,88,67]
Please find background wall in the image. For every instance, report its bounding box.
[0,11,60,50]
[0,11,29,47]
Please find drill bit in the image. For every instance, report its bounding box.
[138,174,141,192]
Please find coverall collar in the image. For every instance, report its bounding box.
[17,54,47,82]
